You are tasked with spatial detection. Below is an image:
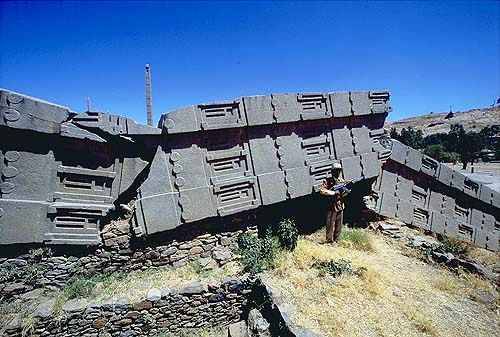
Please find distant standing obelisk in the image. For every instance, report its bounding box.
[145,64,153,126]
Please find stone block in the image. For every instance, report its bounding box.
[247,127,280,175]
[396,201,414,224]
[421,155,440,177]
[243,95,274,126]
[271,94,300,123]
[451,171,465,191]
[134,193,180,236]
[257,172,287,205]
[275,132,304,169]
[379,170,397,195]
[341,155,363,181]
[0,199,47,245]
[405,147,423,172]
[379,193,397,218]
[428,191,444,212]
[395,176,413,201]
[332,127,354,159]
[369,91,390,114]
[160,106,199,134]
[412,207,431,230]
[284,167,312,198]
[0,89,70,134]
[351,127,372,154]
[430,211,446,234]
[437,163,453,186]
[389,140,407,164]
[330,92,351,117]
[179,187,217,222]
[351,91,371,116]
[479,185,494,205]
[297,93,331,120]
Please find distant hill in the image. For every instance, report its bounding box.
[386,106,500,136]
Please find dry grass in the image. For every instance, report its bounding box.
[49,260,243,310]
[466,246,500,270]
[91,260,242,302]
[266,228,499,337]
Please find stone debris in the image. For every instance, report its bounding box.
[247,309,271,337]
[180,281,208,295]
[34,298,56,318]
[62,298,89,313]
[146,288,161,302]
[229,321,250,337]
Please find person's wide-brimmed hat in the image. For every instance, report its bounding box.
[332,162,342,169]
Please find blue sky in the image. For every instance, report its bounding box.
[0,1,498,123]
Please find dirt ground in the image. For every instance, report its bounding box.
[266,228,499,337]
[446,161,500,176]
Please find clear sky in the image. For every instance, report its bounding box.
[0,1,498,123]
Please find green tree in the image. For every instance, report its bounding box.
[423,144,458,163]
[390,127,424,149]
[447,124,484,169]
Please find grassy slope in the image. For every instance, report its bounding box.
[386,106,500,136]
[266,229,499,337]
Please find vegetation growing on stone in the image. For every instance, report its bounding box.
[437,236,470,256]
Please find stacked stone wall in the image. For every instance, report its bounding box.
[3,277,255,337]
[0,223,257,300]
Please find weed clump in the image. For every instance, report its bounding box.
[275,218,298,251]
[28,247,52,262]
[0,263,46,286]
[437,236,469,256]
[313,258,366,279]
[63,277,98,299]
[339,228,374,252]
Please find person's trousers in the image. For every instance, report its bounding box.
[326,208,343,242]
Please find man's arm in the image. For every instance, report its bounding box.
[319,185,339,197]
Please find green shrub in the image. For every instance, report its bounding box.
[237,232,280,274]
[28,247,52,262]
[237,232,260,251]
[340,228,374,251]
[313,259,366,279]
[259,233,281,268]
[313,259,353,278]
[438,236,469,256]
[0,263,46,286]
[238,233,263,274]
[276,218,298,251]
[22,264,47,286]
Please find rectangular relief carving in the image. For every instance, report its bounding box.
[297,93,331,120]
[213,177,259,216]
[199,101,245,130]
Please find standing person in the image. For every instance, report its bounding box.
[319,163,346,243]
